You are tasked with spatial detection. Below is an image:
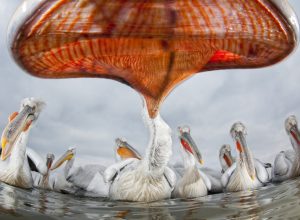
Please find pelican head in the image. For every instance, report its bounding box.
[285,115,300,147]
[178,126,203,165]
[1,97,45,161]
[230,122,256,180]
[219,144,233,171]
[219,144,231,156]
[50,147,76,170]
[115,138,142,161]
[46,153,55,170]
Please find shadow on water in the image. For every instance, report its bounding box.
[1,178,300,220]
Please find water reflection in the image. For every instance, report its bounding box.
[0,179,300,219]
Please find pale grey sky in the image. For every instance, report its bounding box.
[0,0,300,168]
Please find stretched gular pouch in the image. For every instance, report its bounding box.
[8,0,299,117]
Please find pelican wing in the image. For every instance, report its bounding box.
[164,167,176,189]
[67,164,106,190]
[26,148,47,175]
[82,171,109,197]
[221,163,237,188]
[201,168,223,193]
[285,150,296,163]
[254,159,271,184]
[104,158,139,183]
[198,170,212,191]
[273,151,294,181]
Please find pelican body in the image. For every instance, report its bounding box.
[222,122,271,192]
[273,115,300,182]
[0,98,45,189]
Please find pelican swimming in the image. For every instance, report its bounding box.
[51,147,108,196]
[219,145,235,174]
[0,98,45,189]
[273,115,300,182]
[172,126,212,198]
[104,107,176,202]
[222,122,271,192]
[31,153,55,190]
[172,126,223,195]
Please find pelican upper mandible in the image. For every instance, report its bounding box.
[219,145,235,174]
[0,97,45,189]
[273,115,300,182]
[172,126,211,198]
[222,122,271,192]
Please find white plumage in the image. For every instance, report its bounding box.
[273,115,300,182]
[222,122,271,192]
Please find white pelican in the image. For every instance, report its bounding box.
[0,97,45,189]
[172,126,223,195]
[219,144,234,174]
[172,126,211,198]
[104,106,176,202]
[272,115,300,182]
[31,153,55,190]
[222,122,271,192]
[51,147,109,196]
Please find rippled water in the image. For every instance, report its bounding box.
[0,178,300,220]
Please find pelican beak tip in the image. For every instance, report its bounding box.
[200,159,204,165]
[1,138,7,149]
[1,153,7,161]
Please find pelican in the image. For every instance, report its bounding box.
[0,98,45,189]
[273,115,300,182]
[172,126,223,195]
[104,107,176,202]
[172,126,212,198]
[51,147,109,196]
[31,153,55,190]
[222,122,271,192]
[219,145,235,174]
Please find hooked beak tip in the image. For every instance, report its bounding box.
[1,138,7,149]
[250,175,255,181]
[199,159,204,165]
[1,153,7,161]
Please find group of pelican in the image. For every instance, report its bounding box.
[1,98,300,202]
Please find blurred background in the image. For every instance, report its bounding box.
[0,0,300,168]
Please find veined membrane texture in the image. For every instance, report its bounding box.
[0,178,299,220]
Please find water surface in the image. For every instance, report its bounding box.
[0,178,300,220]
